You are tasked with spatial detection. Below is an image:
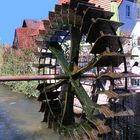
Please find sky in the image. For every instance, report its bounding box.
[0,0,58,45]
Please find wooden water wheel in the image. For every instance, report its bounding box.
[35,0,135,139]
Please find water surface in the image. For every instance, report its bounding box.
[0,85,63,140]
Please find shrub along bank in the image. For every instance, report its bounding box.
[0,45,39,97]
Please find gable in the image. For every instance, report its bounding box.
[22,20,45,30]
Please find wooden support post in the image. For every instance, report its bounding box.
[62,26,82,125]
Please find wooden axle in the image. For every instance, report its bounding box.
[0,72,140,81]
[0,74,96,81]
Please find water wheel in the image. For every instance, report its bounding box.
[35,0,134,139]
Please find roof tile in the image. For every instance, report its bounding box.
[23,19,45,30]
[14,28,39,49]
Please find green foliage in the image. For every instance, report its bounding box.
[13,80,39,97]
[0,45,39,97]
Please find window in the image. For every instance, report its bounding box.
[126,5,131,17]
[137,37,140,46]
[137,8,140,19]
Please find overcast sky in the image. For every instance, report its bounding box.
[0,0,57,44]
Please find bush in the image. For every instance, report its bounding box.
[0,45,39,97]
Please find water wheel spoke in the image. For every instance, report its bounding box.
[49,43,99,118]
[73,52,124,77]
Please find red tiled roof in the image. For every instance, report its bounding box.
[58,0,70,4]
[89,0,111,11]
[116,0,123,6]
[13,19,45,49]
[13,28,39,49]
[22,19,45,30]
[58,0,112,11]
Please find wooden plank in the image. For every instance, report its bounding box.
[90,35,126,54]
[99,105,114,118]
[86,18,124,43]
[81,7,113,34]
[115,109,134,117]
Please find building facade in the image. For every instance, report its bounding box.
[119,0,137,33]
[119,0,140,62]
